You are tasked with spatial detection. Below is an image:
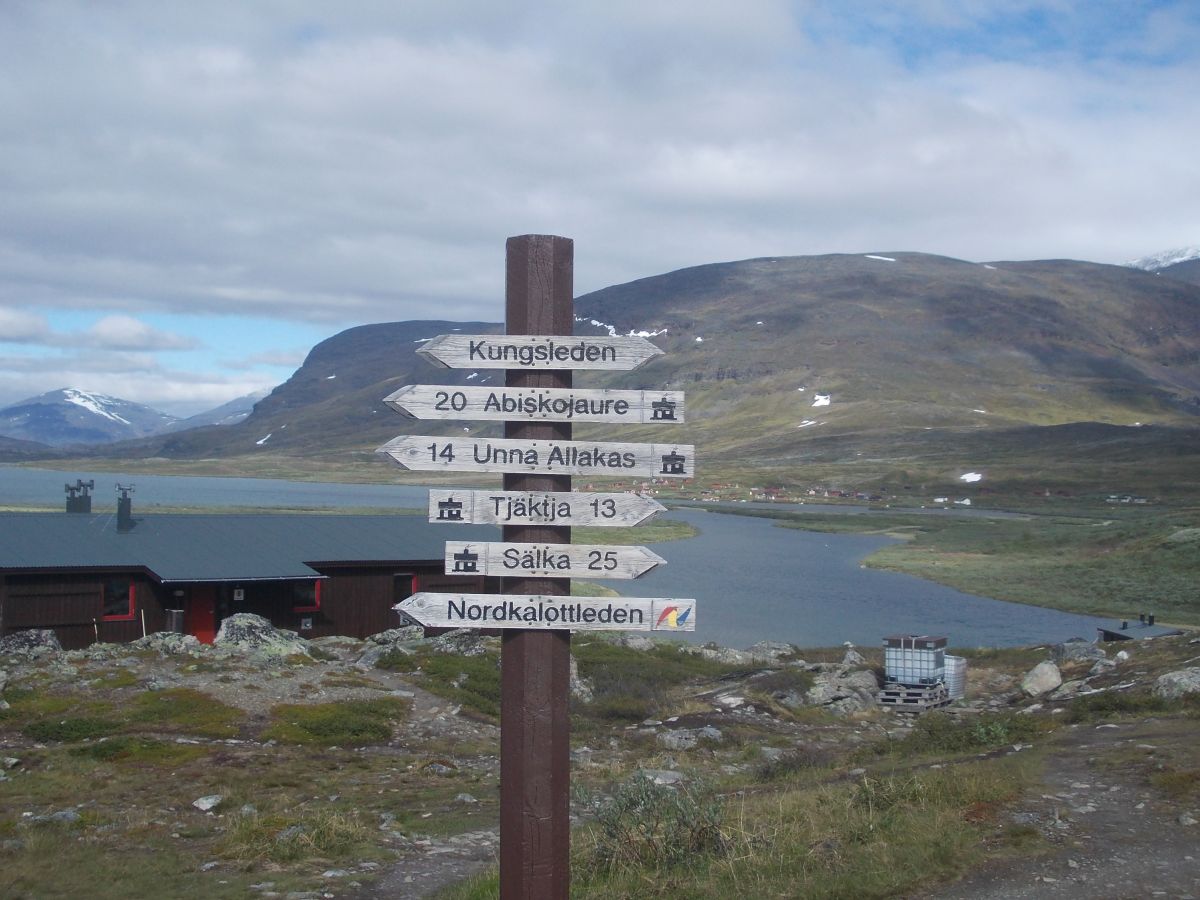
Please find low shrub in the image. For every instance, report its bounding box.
[68,736,206,765]
[580,775,728,875]
[220,808,372,862]
[871,711,1047,757]
[129,687,242,738]
[262,697,409,745]
[24,716,120,743]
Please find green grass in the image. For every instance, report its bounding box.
[219,807,374,862]
[868,711,1050,759]
[68,736,208,765]
[377,648,502,719]
[23,716,121,743]
[445,757,1032,900]
[262,697,410,745]
[129,688,243,738]
[572,639,744,722]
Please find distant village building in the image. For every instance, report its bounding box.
[0,490,499,648]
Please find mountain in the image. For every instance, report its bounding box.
[1127,247,1200,287]
[0,389,179,447]
[160,391,269,433]
[19,254,1200,496]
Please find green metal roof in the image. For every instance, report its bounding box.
[0,513,498,583]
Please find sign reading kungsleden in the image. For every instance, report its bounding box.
[417,334,663,370]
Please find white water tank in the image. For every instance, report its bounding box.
[944,654,967,699]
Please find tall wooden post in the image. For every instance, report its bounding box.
[500,234,573,898]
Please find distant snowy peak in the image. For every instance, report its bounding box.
[0,387,178,447]
[1126,247,1200,271]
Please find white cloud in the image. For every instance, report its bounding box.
[1,2,1198,408]
[85,315,197,351]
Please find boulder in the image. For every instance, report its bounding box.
[0,629,62,659]
[746,641,795,663]
[695,645,755,666]
[569,655,594,703]
[1088,658,1118,677]
[841,648,868,667]
[1052,640,1106,665]
[356,627,426,669]
[1152,668,1200,701]
[0,669,7,710]
[1021,661,1063,697]
[805,668,879,716]
[655,726,722,751]
[426,629,491,657]
[609,634,656,652]
[130,632,202,655]
[214,614,309,660]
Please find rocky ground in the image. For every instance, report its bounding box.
[0,617,1198,898]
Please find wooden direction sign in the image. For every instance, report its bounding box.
[396,592,696,632]
[444,541,665,580]
[428,489,665,526]
[378,435,695,478]
[384,384,685,424]
[417,334,663,371]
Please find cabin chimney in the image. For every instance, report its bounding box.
[116,484,135,533]
[65,479,94,514]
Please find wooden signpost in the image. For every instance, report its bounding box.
[378,435,695,478]
[399,592,695,632]
[444,540,666,579]
[384,384,685,424]
[378,235,695,899]
[428,489,665,526]
[417,332,664,370]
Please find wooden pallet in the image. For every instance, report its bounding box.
[877,682,951,712]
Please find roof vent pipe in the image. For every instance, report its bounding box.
[65,479,94,514]
[117,484,135,533]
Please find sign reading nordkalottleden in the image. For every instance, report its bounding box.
[396,592,695,632]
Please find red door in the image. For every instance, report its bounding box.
[186,586,218,644]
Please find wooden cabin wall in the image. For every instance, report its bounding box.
[0,572,167,649]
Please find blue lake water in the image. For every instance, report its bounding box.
[1,465,1112,650]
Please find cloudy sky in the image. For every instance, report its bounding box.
[2,1,1197,415]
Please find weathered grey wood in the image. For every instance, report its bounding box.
[378,435,696,478]
[444,541,666,580]
[428,489,665,526]
[417,333,664,371]
[396,592,696,632]
[384,384,685,424]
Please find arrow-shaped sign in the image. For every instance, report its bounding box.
[416,334,664,371]
[428,489,665,526]
[378,435,695,478]
[444,541,665,579]
[396,592,696,632]
[384,385,685,424]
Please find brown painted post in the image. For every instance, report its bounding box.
[500,234,573,898]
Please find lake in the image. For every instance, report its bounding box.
[1,465,1111,649]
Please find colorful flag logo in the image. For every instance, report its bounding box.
[655,605,692,629]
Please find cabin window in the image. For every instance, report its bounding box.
[102,579,136,621]
[292,580,321,613]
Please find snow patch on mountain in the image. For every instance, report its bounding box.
[63,389,132,425]
[573,315,668,339]
[1126,247,1200,271]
